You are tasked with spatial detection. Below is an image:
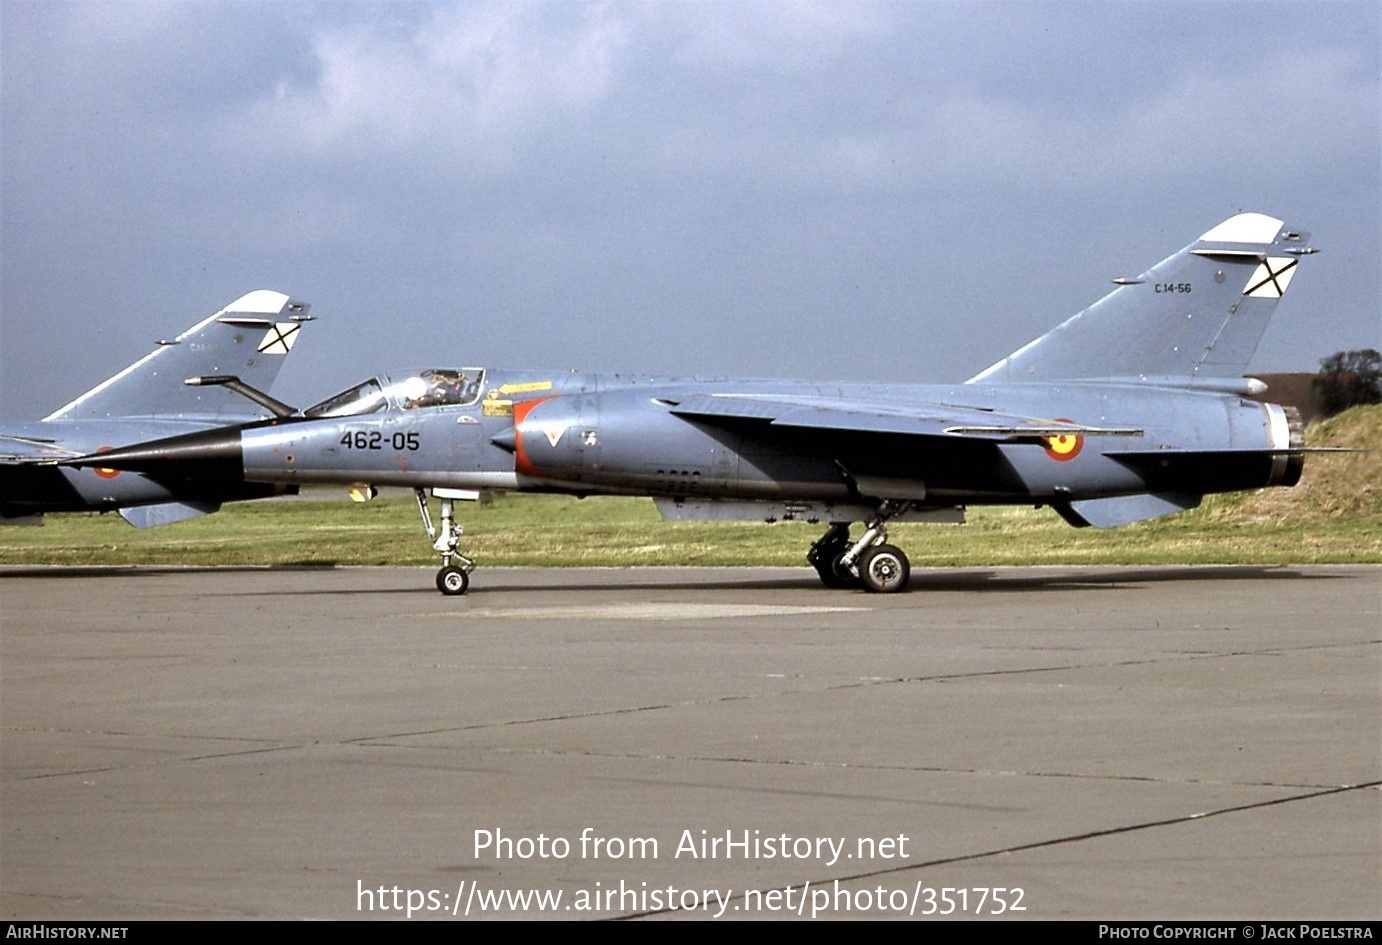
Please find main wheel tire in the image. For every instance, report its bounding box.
[808,531,858,589]
[858,544,910,594]
[436,565,470,596]
[814,554,857,589]
[831,551,862,588]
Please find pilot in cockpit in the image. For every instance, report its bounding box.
[403,370,474,409]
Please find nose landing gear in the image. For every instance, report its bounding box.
[415,488,476,595]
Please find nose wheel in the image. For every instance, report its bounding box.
[436,565,470,596]
[416,488,476,595]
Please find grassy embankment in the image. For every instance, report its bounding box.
[2,405,1377,568]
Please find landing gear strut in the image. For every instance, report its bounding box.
[807,501,911,593]
[415,488,476,595]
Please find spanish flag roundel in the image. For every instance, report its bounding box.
[1044,424,1083,462]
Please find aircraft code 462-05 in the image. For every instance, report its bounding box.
[340,430,420,451]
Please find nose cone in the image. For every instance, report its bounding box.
[62,427,245,480]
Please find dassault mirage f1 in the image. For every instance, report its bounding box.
[1,290,313,527]
[67,213,1318,593]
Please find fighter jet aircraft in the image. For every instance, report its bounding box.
[1,290,313,527]
[65,213,1318,593]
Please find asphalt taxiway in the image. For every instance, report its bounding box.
[2,565,1379,920]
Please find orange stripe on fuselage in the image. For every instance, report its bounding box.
[511,397,553,477]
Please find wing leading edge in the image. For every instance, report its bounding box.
[666,392,1143,442]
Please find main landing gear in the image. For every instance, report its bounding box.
[415,488,476,595]
[806,501,911,594]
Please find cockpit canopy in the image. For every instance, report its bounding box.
[304,369,486,418]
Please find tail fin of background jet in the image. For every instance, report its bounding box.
[43,290,312,422]
[969,212,1315,384]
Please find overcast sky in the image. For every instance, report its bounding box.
[2,0,1378,420]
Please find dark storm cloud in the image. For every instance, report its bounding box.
[2,1,1377,419]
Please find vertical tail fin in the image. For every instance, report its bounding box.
[43,290,313,421]
[969,212,1316,384]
